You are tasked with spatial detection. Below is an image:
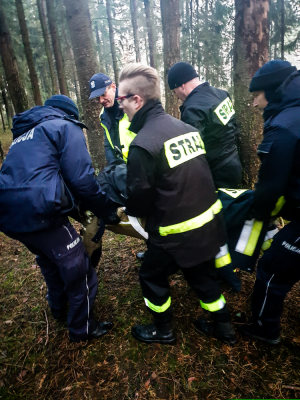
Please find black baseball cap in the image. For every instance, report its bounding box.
[89,73,113,99]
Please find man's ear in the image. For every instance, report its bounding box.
[111,82,116,90]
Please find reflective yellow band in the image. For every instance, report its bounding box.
[159,199,222,236]
[101,122,114,150]
[200,294,226,312]
[244,220,263,256]
[164,131,205,169]
[271,196,286,216]
[215,253,232,268]
[215,244,231,268]
[261,239,273,251]
[235,219,263,257]
[119,114,136,161]
[144,297,171,313]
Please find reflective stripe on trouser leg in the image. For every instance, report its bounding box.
[200,294,226,312]
[215,244,232,268]
[144,296,171,313]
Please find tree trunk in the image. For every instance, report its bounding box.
[45,0,69,96]
[196,0,201,74]
[160,0,180,118]
[190,1,195,66]
[143,0,156,68]
[280,0,284,60]
[64,0,104,171]
[0,74,12,127]
[0,103,5,131]
[37,0,58,95]
[106,0,119,86]
[185,0,190,61]
[95,21,105,72]
[15,0,42,105]
[130,0,141,63]
[0,3,29,113]
[234,0,269,188]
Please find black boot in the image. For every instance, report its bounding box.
[238,323,280,345]
[69,320,113,343]
[131,323,176,344]
[194,318,237,345]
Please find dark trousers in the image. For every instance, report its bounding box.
[139,243,231,326]
[212,153,242,189]
[251,220,300,336]
[6,222,98,340]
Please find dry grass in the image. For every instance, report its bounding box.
[1,230,300,399]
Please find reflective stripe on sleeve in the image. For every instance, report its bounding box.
[235,219,263,256]
[144,297,171,313]
[118,114,136,161]
[101,123,114,150]
[271,196,286,216]
[200,294,226,312]
[159,199,222,236]
[215,244,232,268]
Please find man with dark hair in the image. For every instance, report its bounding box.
[118,63,236,345]
[0,95,115,342]
[239,60,300,344]
[168,62,242,189]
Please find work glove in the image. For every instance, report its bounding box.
[217,264,241,293]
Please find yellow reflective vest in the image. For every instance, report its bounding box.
[100,108,136,163]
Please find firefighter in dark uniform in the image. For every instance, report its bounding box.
[0,95,115,342]
[239,60,300,344]
[168,62,242,189]
[118,63,236,345]
[89,73,136,166]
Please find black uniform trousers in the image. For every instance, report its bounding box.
[251,220,300,337]
[212,153,242,189]
[5,222,98,340]
[139,242,231,326]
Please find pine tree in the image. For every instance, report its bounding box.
[234,0,270,188]
[0,2,29,113]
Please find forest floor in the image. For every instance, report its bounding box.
[1,127,300,400]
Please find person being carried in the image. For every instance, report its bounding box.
[168,62,242,189]
[118,63,236,345]
[238,60,300,345]
[0,95,116,343]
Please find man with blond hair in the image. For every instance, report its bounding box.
[118,63,236,345]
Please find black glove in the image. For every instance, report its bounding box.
[103,209,121,225]
[217,264,241,293]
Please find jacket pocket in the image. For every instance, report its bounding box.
[52,239,88,283]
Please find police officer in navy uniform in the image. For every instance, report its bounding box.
[168,62,242,189]
[89,73,136,166]
[0,95,116,342]
[239,60,300,344]
[118,63,236,345]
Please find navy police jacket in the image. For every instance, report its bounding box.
[0,106,111,233]
[252,71,300,222]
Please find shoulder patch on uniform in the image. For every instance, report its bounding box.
[164,131,205,169]
[214,97,235,125]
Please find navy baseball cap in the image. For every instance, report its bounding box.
[89,73,113,99]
